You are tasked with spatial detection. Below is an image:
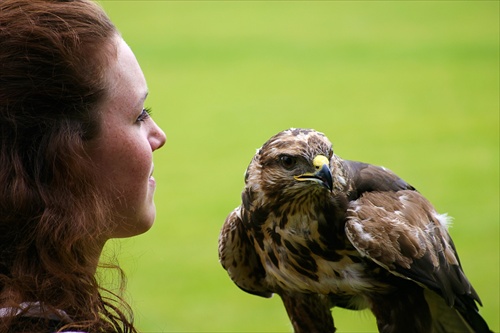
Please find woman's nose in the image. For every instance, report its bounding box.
[150,119,166,151]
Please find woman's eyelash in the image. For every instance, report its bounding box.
[137,107,152,122]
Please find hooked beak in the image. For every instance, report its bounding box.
[294,155,333,191]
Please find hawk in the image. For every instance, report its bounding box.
[218,128,491,333]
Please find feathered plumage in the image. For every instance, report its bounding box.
[218,128,491,333]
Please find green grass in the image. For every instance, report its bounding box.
[99,1,499,332]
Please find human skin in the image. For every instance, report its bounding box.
[87,36,167,239]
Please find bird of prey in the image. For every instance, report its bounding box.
[218,128,491,333]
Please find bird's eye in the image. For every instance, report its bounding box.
[279,155,297,170]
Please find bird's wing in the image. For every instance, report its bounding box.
[341,160,415,198]
[218,206,272,298]
[345,190,490,333]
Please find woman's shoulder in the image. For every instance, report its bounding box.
[0,302,89,333]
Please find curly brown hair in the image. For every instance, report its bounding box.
[0,0,138,332]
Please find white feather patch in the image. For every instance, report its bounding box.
[351,221,374,242]
[434,212,452,229]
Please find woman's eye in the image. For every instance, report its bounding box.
[279,155,297,170]
[137,107,152,122]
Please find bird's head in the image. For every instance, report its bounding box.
[245,128,339,200]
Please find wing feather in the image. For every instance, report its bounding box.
[345,191,477,303]
[345,190,490,332]
[342,160,415,199]
[218,207,272,298]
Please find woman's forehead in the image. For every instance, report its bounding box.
[103,37,148,110]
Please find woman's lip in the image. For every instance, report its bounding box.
[148,165,156,187]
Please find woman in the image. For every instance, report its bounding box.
[0,0,166,332]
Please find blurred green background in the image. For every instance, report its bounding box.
[98,1,499,332]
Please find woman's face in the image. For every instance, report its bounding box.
[88,37,166,238]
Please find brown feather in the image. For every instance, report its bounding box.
[218,207,272,298]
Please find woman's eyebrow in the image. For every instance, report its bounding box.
[141,90,149,104]
[134,90,149,109]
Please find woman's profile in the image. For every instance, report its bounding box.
[0,0,166,332]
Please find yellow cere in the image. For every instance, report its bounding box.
[313,155,329,169]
